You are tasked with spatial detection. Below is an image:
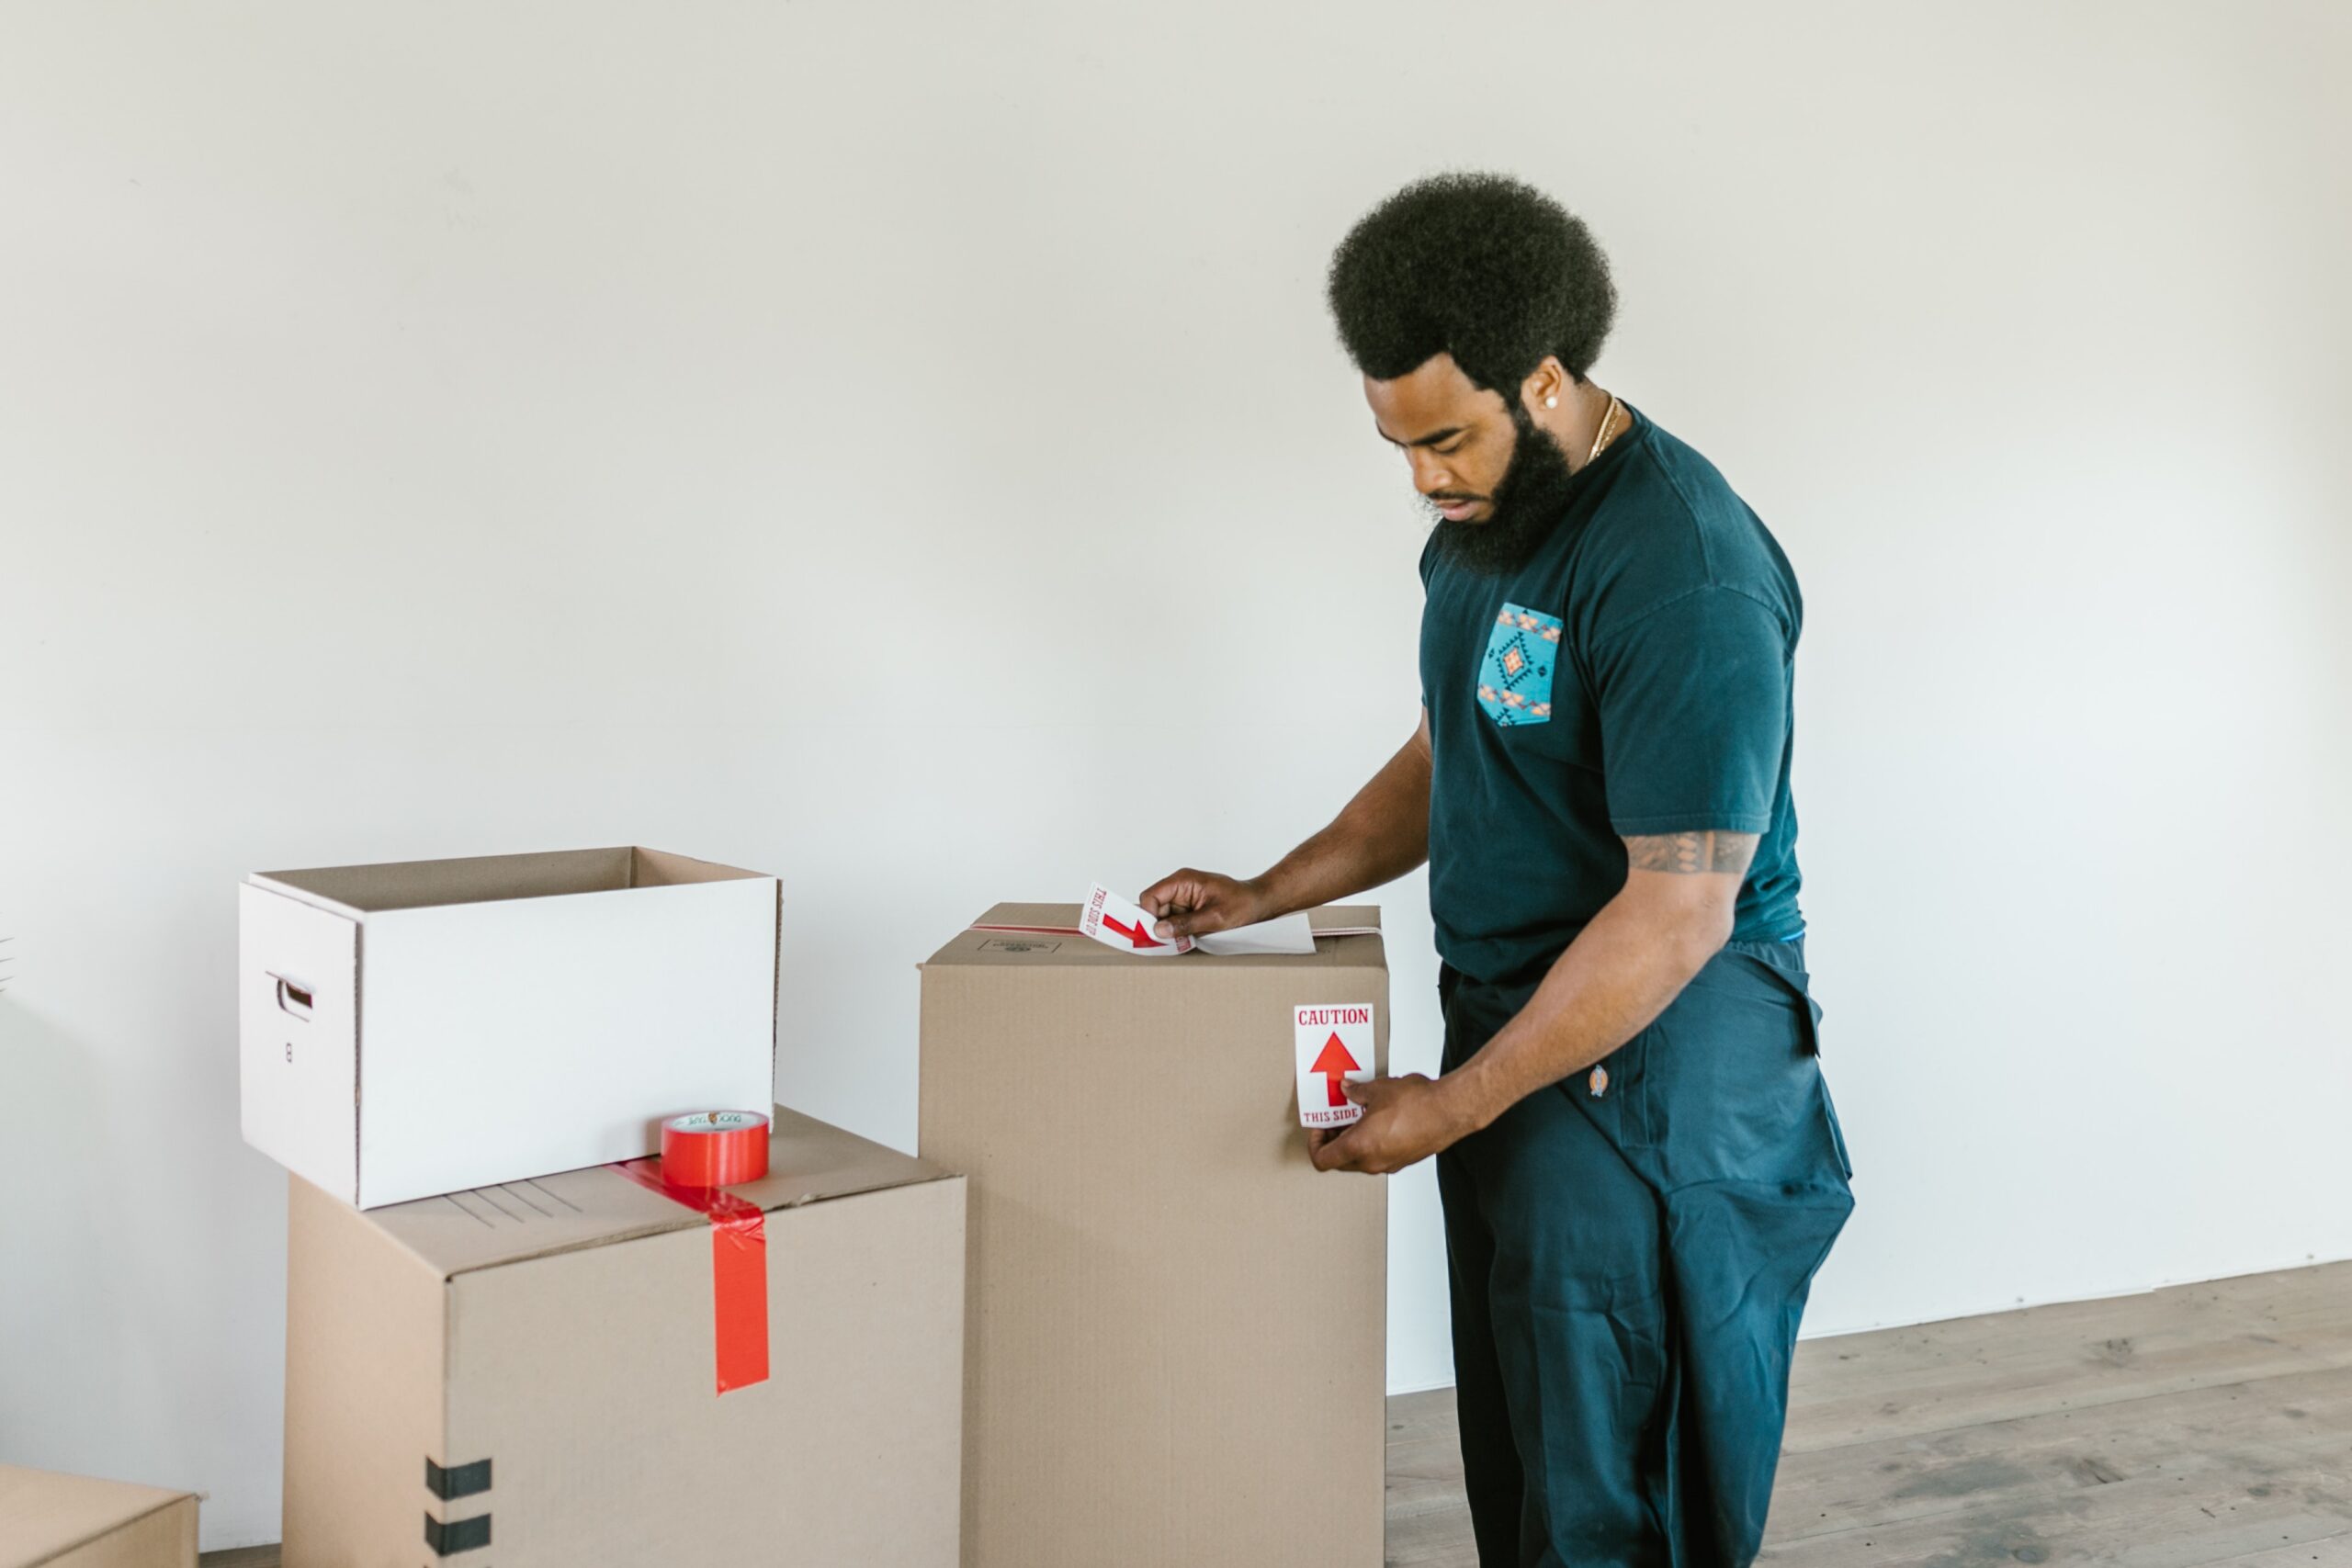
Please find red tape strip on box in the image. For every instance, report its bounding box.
[614,1157,771,1394]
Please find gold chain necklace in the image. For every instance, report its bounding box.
[1584,392,1623,467]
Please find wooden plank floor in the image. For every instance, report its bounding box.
[1388,1260,2352,1567]
[205,1261,2352,1568]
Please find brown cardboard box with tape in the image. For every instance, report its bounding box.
[919,902,1389,1568]
[0,1464,195,1568]
[281,1107,965,1566]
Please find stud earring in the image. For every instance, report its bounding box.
[1544,396,1557,408]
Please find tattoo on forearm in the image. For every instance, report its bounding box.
[1623,830,1758,875]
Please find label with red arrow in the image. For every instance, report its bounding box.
[1079,882,1194,957]
[1295,1002,1376,1128]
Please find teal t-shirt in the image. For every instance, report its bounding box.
[1419,401,1805,987]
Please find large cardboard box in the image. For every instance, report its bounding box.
[283,1105,966,1567]
[241,845,779,1207]
[0,1464,195,1568]
[920,903,1389,1568]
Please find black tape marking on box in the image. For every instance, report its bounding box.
[425,1457,492,1501]
[424,1511,492,1556]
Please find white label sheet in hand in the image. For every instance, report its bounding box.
[1080,883,1193,955]
[1193,910,1317,957]
[1078,883,1322,959]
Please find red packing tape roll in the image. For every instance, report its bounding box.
[661,1110,772,1187]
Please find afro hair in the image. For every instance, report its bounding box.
[1325,171,1617,398]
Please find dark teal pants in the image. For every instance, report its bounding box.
[1436,938,1856,1567]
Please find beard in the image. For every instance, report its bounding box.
[1424,403,1585,578]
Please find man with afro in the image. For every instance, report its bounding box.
[1143,171,1856,1565]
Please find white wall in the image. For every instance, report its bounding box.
[4,1,2347,1549]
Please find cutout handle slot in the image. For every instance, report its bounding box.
[272,974,314,1021]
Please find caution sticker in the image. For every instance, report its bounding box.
[1080,882,1193,956]
[1295,1002,1375,1128]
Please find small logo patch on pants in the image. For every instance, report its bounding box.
[1477,603,1562,726]
[1589,1065,1609,1098]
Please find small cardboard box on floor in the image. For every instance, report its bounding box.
[0,1466,195,1568]
[920,903,1389,1568]
[241,845,780,1209]
[283,1107,965,1566]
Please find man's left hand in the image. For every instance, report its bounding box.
[1306,1073,1476,1175]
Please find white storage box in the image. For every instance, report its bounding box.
[240,846,778,1208]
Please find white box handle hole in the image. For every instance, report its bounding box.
[272,975,314,1021]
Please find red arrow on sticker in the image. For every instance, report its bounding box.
[1100,911,1166,950]
[1310,1033,1361,1107]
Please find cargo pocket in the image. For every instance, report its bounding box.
[1788,988,1854,1182]
[1817,1076,1855,1182]
[1730,951,1854,1185]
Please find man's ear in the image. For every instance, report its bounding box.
[1521,354,1578,415]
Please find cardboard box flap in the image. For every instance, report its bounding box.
[250,845,765,917]
[927,902,1384,968]
[0,1463,194,1565]
[367,1106,952,1278]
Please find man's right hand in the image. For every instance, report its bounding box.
[1137,869,1276,942]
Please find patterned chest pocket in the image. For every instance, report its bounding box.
[1477,603,1563,727]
